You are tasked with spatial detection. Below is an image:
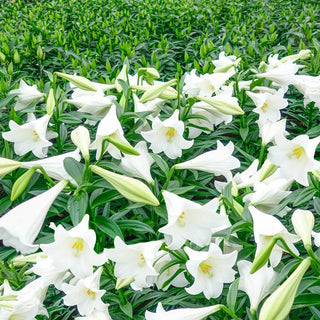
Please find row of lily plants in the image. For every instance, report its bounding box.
[0,49,320,319]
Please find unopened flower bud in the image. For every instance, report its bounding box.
[55,72,97,91]
[292,209,314,249]
[140,79,177,103]
[71,126,91,160]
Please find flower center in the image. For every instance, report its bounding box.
[177,211,186,227]
[291,147,304,159]
[86,289,96,300]
[72,238,84,256]
[33,130,39,141]
[165,127,175,142]
[261,102,268,112]
[138,253,145,266]
[199,261,213,277]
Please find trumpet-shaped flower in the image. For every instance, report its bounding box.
[145,302,222,320]
[120,141,155,183]
[40,215,107,278]
[238,260,278,312]
[10,79,44,111]
[75,306,112,320]
[62,267,106,316]
[20,149,81,184]
[2,113,57,158]
[212,51,240,73]
[159,191,229,249]
[246,89,288,122]
[104,236,162,290]
[267,134,320,186]
[175,140,240,181]
[257,119,288,146]
[250,206,299,267]
[0,180,68,254]
[141,110,193,159]
[153,252,188,291]
[0,157,21,177]
[185,243,237,299]
[90,105,130,159]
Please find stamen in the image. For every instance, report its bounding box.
[138,253,146,266]
[261,102,268,112]
[72,238,84,256]
[177,211,186,227]
[292,147,303,159]
[165,127,175,142]
[87,289,96,299]
[199,261,213,277]
[32,130,39,141]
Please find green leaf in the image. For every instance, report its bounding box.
[67,191,88,226]
[294,294,320,306]
[116,219,156,234]
[91,190,122,209]
[227,277,239,311]
[63,157,84,186]
[120,302,133,318]
[293,187,317,207]
[95,215,124,240]
[151,153,170,176]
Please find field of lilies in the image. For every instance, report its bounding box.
[0,0,320,319]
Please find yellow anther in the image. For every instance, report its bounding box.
[199,262,213,276]
[32,130,39,141]
[72,238,84,256]
[87,289,96,299]
[292,147,303,159]
[138,253,146,266]
[165,127,175,141]
[261,102,268,112]
[177,211,186,227]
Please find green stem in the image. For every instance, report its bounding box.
[161,165,175,191]
[220,305,241,320]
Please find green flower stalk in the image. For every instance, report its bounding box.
[259,257,312,320]
[90,165,159,206]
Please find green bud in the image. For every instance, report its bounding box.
[281,49,311,63]
[196,95,244,115]
[250,237,278,274]
[138,67,160,85]
[12,252,47,267]
[259,159,278,182]
[46,88,55,115]
[259,257,311,320]
[55,72,97,91]
[115,64,128,92]
[159,86,178,100]
[291,209,314,249]
[8,62,14,75]
[90,165,159,206]
[140,79,177,103]
[105,136,139,156]
[0,51,5,63]
[11,167,37,201]
[0,157,21,177]
[37,45,44,60]
[13,50,20,64]
[70,125,91,160]
[115,276,135,290]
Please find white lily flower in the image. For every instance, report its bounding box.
[246,89,288,122]
[154,252,188,291]
[312,231,320,247]
[2,113,57,158]
[268,134,320,186]
[20,149,81,184]
[40,215,107,278]
[0,157,21,177]
[141,110,193,159]
[159,191,229,249]
[9,79,44,111]
[256,54,300,91]
[104,236,162,291]
[0,278,48,319]
[0,180,68,254]
[175,140,240,181]
[62,267,106,316]
[145,302,221,320]
[238,260,278,312]
[257,119,288,145]
[250,206,299,267]
[212,51,240,72]
[75,306,112,320]
[185,243,237,299]
[90,105,129,160]
[120,141,155,183]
